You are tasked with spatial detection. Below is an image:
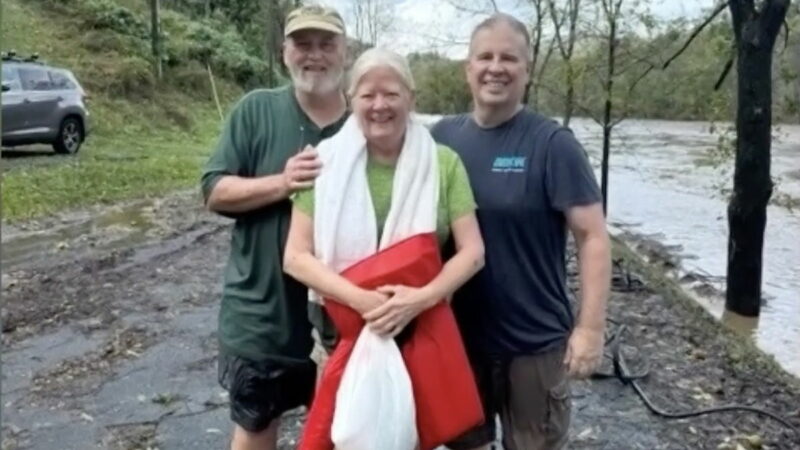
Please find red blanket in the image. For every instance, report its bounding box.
[299,233,484,450]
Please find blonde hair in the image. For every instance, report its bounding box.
[347,48,416,98]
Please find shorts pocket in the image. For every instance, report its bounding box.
[545,378,571,440]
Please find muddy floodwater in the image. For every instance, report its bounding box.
[568,118,799,377]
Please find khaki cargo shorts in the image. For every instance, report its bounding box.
[447,345,571,450]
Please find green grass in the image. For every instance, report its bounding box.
[1,0,242,221]
[2,112,222,220]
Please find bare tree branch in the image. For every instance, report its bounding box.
[548,0,569,58]
[614,45,662,75]
[600,0,611,19]
[536,81,604,124]
[713,52,735,90]
[443,0,497,16]
[536,35,558,80]
[530,34,557,107]
[614,0,729,109]
[613,53,663,128]
[779,17,790,54]
[613,0,624,21]
[566,0,581,55]
[662,2,727,70]
[403,28,470,49]
[350,0,395,45]
[529,0,545,74]
[616,0,726,121]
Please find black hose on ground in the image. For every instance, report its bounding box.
[597,325,800,436]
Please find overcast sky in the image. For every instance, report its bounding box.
[317,0,719,57]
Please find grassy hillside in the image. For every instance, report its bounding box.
[2,0,250,221]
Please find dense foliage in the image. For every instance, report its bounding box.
[23,0,800,122]
[410,9,799,123]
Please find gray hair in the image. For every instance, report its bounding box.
[347,48,416,98]
[469,13,531,61]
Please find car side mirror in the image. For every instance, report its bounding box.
[1,83,10,92]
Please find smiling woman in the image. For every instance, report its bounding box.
[285,47,484,325]
[282,48,487,449]
[348,51,417,165]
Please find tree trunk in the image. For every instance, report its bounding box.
[563,0,580,126]
[600,123,611,214]
[725,1,787,316]
[151,0,162,79]
[563,62,575,127]
[532,35,556,110]
[600,14,616,215]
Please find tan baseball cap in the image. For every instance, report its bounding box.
[284,5,346,37]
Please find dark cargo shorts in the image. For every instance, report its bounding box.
[218,352,316,433]
[447,345,571,450]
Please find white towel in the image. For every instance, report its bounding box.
[310,115,439,303]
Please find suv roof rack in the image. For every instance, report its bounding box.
[2,50,44,64]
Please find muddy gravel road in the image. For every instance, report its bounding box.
[2,191,799,449]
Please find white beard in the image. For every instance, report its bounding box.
[290,66,344,95]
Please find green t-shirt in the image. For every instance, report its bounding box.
[293,145,476,247]
[201,86,347,363]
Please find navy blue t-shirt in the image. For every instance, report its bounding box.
[432,109,602,356]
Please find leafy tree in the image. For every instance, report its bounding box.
[408,53,472,114]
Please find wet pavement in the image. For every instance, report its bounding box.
[2,191,799,449]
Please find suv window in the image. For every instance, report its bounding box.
[49,70,77,90]
[2,66,22,91]
[19,67,53,91]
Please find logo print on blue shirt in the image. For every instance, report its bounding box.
[492,156,526,173]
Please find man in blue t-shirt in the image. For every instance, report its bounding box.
[433,13,611,450]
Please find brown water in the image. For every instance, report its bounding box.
[568,118,800,377]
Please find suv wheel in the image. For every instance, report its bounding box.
[53,117,83,154]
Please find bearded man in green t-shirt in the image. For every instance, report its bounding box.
[200,6,348,450]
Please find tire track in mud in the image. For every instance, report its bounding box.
[2,222,227,344]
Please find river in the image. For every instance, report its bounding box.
[569,117,799,377]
